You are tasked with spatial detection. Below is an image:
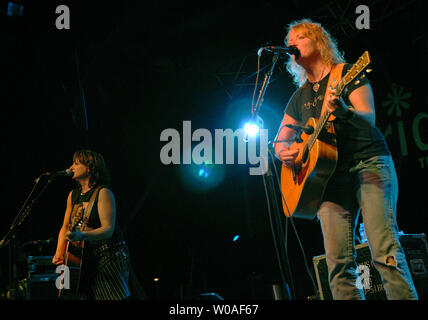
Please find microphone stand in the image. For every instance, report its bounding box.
[252,54,278,117]
[0,175,53,299]
[251,53,293,299]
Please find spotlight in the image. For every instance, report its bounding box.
[232,235,240,242]
[198,168,209,178]
[179,161,225,193]
[7,2,24,16]
[243,114,264,139]
[244,122,260,137]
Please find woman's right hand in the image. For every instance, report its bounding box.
[278,147,300,167]
[52,253,64,265]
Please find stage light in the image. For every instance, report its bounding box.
[232,235,240,242]
[223,97,285,144]
[179,162,225,193]
[243,114,264,140]
[244,122,260,137]
[7,2,24,16]
[198,168,209,178]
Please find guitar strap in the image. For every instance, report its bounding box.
[82,185,102,228]
[321,63,345,122]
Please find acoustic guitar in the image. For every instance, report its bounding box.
[280,51,372,219]
[57,207,86,299]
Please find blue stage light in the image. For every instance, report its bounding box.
[179,162,225,193]
[7,2,24,16]
[198,168,209,178]
[243,122,260,137]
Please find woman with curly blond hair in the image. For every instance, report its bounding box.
[284,19,345,88]
[275,19,418,300]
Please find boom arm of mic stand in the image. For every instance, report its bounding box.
[252,54,279,118]
[0,177,53,250]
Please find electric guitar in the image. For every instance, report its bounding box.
[280,51,372,219]
[57,207,87,299]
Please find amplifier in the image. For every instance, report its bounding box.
[312,233,427,300]
[27,256,57,277]
[21,256,59,300]
[22,274,59,300]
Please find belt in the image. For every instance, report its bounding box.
[92,240,127,256]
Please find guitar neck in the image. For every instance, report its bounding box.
[305,77,347,150]
[306,109,332,152]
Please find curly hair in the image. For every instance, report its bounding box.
[284,19,346,87]
[73,149,111,188]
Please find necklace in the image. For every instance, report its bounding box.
[80,188,91,195]
[311,67,327,92]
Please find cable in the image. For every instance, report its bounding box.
[261,173,290,297]
[251,54,262,115]
[250,53,298,299]
[268,149,318,294]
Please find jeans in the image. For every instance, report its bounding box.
[317,155,418,300]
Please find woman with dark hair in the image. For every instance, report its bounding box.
[52,149,131,300]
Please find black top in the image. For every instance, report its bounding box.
[70,185,125,247]
[284,63,390,165]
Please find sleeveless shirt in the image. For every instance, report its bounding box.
[70,185,125,247]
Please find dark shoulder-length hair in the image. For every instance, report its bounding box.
[73,149,111,188]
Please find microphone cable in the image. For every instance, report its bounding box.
[268,148,319,295]
[251,53,262,116]
[260,161,296,299]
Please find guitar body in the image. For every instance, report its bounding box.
[58,240,84,299]
[279,51,372,219]
[58,206,86,299]
[280,117,338,219]
[65,245,83,267]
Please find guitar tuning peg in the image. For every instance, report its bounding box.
[354,80,360,85]
[366,68,372,73]
[360,74,366,79]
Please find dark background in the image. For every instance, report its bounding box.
[1,0,427,300]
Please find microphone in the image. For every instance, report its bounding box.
[258,45,300,59]
[43,169,73,177]
[284,124,314,135]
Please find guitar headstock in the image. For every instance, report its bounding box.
[336,51,372,96]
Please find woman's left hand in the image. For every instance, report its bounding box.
[66,231,83,242]
[326,88,350,118]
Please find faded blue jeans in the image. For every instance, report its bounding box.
[317,155,418,300]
